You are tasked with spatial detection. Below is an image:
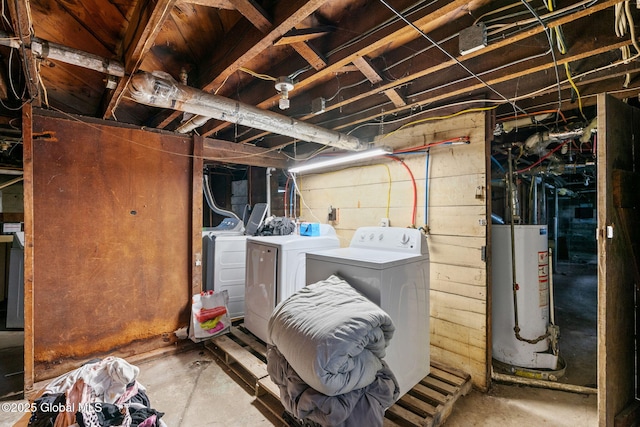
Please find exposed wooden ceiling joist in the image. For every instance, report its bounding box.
[203,137,288,169]
[199,0,492,138]
[225,0,625,147]
[352,56,406,107]
[103,0,178,120]
[2,0,636,166]
[150,0,333,129]
[7,0,40,106]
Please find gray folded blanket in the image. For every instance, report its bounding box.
[267,345,399,427]
[267,274,396,396]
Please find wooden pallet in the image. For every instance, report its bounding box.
[205,324,472,427]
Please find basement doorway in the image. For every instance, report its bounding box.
[0,174,24,401]
[490,105,597,392]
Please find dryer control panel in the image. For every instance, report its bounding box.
[350,226,426,254]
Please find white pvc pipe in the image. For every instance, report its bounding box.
[129,71,364,151]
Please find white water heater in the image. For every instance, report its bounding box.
[492,224,558,369]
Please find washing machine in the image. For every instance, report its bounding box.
[202,203,268,318]
[244,224,340,343]
[305,226,430,398]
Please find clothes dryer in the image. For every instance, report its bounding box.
[244,224,340,343]
[305,226,430,398]
[201,203,268,318]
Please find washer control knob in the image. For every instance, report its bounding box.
[400,233,410,245]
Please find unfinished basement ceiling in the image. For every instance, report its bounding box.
[0,0,638,164]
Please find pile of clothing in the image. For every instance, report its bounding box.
[266,275,399,427]
[28,356,165,427]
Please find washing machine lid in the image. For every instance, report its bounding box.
[306,247,424,269]
[247,234,339,250]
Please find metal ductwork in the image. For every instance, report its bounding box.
[129,71,365,151]
[0,31,125,78]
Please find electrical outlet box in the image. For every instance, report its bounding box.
[328,207,337,221]
[459,23,487,55]
[312,97,326,114]
[380,218,390,227]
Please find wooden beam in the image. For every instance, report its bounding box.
[103,0,178,119]
[0,68,8,100]
[200,0,488,137]
[178,0,272,35]
[234,0,271,33]
[203,137,288,169]
[177,0,234,8]
[352,56,406,107]
[192,135,204,295]
[352,56,383,84]
[275,26,332,71]
[7,0,40,106]
[210,0,623,143]
[22,102,34,395]
[273,27,332,46]
[150,0,332,129]
[251,0,624,142]
[383,88,407,108]
[291,42,327,71]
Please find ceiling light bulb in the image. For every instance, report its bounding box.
[275,77,294,110]
[279,92,290,110]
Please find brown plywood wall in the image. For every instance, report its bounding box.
[28,112,194,381]
[296,111,490,390]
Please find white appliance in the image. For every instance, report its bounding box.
[305,226,430,398]
[6,232,24,329]
[244,224,340,343]
[492,224,558,369]
[202,203,268,318]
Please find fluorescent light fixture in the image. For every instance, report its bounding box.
[289,147,392,174]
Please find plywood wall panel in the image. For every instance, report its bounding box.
[431,317,486,350]
[298,111,490,390]
[428,174,487,207]
[432,263,486,288]
[427,207,486,237]
[426,236,485,268]
[430,276,486,301]
[30,113,193,380]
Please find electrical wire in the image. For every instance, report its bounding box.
[290,173,324,223]
[473,0,534,25]
[563,62,587,121]
[381,106,496,140]
[238,67,277,82]
[485,0,598,42]
[378,0,528,119]
[546,0,567,54]
[393,136,470,153]
[405,47,553,101]
[519,0,563,118]
[386,155,417,227]
[498,109,567,124]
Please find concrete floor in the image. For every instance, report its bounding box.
[553,260,598,388]
[1,345,597,427]
[0,259,599,426]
